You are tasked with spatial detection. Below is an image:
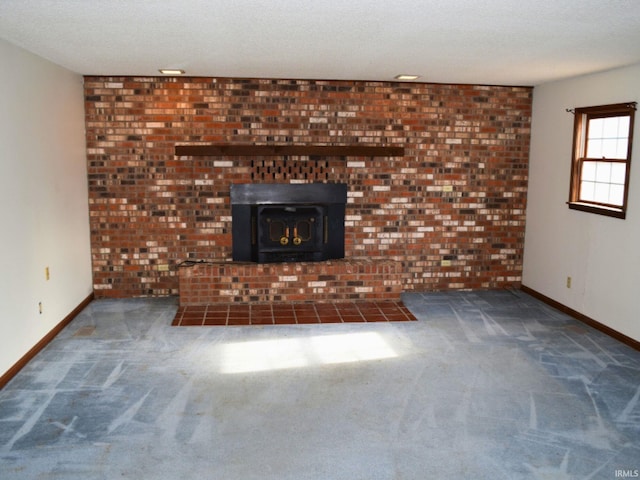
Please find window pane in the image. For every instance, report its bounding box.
[580,160,626,206]
[580,181,596,201]
[610,184,625,206]
[595,161,611,183]
[601,139,619,158]
[586,115,630,159]
[618,116,630,136]
[616,138,629,158]
[611,163,627,185]
[586,138,602,158]
[603,117,619,137]
[589,118,604,137]
[594,183,610,203]
[611,163,627,184]
[581,161,596,181]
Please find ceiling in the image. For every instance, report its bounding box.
[2,0,640,86]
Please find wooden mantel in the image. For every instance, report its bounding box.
[175,144,405,157]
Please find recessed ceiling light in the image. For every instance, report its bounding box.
[394,74,420,81]
[159,69,185,75]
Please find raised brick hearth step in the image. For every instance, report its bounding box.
[178,258,403,306]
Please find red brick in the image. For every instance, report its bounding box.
[85,76,532,297]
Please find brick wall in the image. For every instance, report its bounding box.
[84,76,532,297]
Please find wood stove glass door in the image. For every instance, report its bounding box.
[255,205,325,262]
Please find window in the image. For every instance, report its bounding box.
[568,102,636,219]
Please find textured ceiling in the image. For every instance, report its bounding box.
[1,0,640,86]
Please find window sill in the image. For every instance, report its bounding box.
[567,202,626,219]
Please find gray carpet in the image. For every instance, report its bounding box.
[1,291,639,479]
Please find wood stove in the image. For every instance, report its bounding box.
[230,183,347,263]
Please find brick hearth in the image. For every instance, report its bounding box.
[172,300,416,326]
[178,258,402,306]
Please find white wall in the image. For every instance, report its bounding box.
[523,63,640,342]
[0,39,93,378]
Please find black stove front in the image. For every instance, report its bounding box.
[231,183,347,263]
[255,204,325,263]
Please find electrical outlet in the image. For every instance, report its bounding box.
[442,185,453,192]
[157,264,170,272]
[441,259,452,267]
[45,266,50,281]
[566,276,572,288]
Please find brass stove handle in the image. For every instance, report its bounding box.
[280,227,290,245]
[292,226,302,245]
